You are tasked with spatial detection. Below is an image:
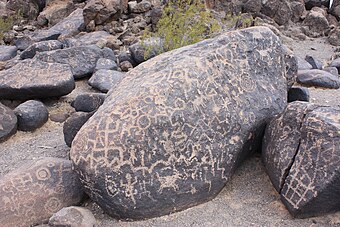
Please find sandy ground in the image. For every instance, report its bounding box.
[0,37,339,226]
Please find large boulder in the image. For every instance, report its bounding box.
[0,103,17,142]
[262,102,340,218]
[70,26,291,220]
[6,0,40,20]
[0,59,75,100]
[0,158,85,227]
[35,45,104,79]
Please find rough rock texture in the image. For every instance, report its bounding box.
[0,45,17,61]
[297,69,340,89]
[6,0,40,20]
[0,103,17,142]
[262,102,340,218]
[328,27,340,46]
[0,158,85,227]
[64,31,114,48]
[302,7,329,37]
[95,58,118,71]
[288,86,310,102]
[88,69,125,92]
[72,93,106,112]
[260,0,292,26]
[36,45,104,79]
[14,100,49,131]
[20,40,63,59]
[63,111,94,147]
[83,0,128,26]
[37,0,75,26]
[129,37,163,64]
[49,206,97,227]
[70,26,290,220]
[0,59,75,100]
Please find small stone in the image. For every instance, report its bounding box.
[297,56,313,70]
[50,112,71,123]
[14,100,49,131]
[288,86,310,102]
[72,93,106,112]
[323,67,338,76]
[95,58,118,71]
[88,69,125,93]
[330,58,340,72]
[0,103,17,142]
[20,40,63,59]
[118,52,136,66]
[120,60,133,72]
[0,45,17,61]
[305,55,323,69]
[49,206,97,227]
[297,69,340,89]
[63,111,94,147]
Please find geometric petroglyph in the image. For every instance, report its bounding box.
[0,158,84,227]
[263,101,340,218]
[70,26,290,220]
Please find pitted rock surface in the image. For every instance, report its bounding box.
[0,103,17,142]
[35,45,104,79]
[0,59,75,100]
[70,26,289,220]
[262,102,340,218]
[0,158,85,227]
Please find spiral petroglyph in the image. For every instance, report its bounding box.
[70,26,292,220]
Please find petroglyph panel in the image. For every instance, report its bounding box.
[0,158,84,227]
[71,26,289,220]
[263,102,340,218]
[0,59,75,100]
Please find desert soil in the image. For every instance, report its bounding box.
[0,36,339,226]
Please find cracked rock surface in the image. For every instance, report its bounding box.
[262,101,340,218]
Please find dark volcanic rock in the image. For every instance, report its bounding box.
[305,0,329,10]
[302,7,329,37]
[0,103,17,142]
[95,58,118,71]
[49,206,97,227]
[20,40,63,59]
[0,158,85,227]
[288,86,310,102]
[70,26,290,220]
[330,58,340,72]
[35,45,104,79]
[72,93,106,112]
[129,37,163,64]
[88,69,125,92]
[323,67,339,76]
[0,45,17,61]
[14,100,49,131]
[297,69,340,89]
[305,55,323,69]
[0,59,75,100]
[262,102,340,218]
[63,111,94,147]
[297,56,313,70]
[6,0,40,20]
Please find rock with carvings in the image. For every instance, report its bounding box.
[0,59,75,100]
[20,40,63,59]
[70,26,292,220]
[0,158,85,227]
[262,102,340,218]
[0,103,17,142]
[35,45,104,79]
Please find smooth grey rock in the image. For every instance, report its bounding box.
[263,102,340,218]
[35,45,104,79]
[323,66,339,76]
[49,206,97,227]
[88,69,124,92]
[297,56,313,70]
[0,158,85,227]
[288,86,310,102]
[297,69,340,89]
[305,55,322,69]
[95,58,118,71]
[0,103,17,142]
[72,93,106,112]
[330,58,340,72]
[20,40,63,59]
[63,111,94,147]
[14,100,49,131]
[70,26,290,220]
[0,59,75,100]
[0,45,17,61]
[77,31,113,46]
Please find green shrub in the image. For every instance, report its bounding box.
[0,17,13,41]
[142,0,221,57]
